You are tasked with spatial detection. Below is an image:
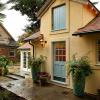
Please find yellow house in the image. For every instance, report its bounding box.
[19,0,100,95]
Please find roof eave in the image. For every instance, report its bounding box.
[37,0,55,19]
[73,30,100,36]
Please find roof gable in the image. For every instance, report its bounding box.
[73,13,100,35]
[18,43,32,50]
[0,24,15,41]
[37,0,99,19]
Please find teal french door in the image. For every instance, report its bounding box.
[53,42,66,82]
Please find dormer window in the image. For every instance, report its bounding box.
[52,4,66,31]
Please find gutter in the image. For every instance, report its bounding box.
[29,40,34,57]
[73,30,100,36]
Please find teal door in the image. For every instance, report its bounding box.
[53,42,66,82]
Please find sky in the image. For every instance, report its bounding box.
[2,0,29,40]
[1,0,100,41]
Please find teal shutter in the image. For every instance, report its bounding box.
[52,5,66,30]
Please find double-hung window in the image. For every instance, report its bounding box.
[96,40,100,64]
[52,5,66,31]
[9,49,15,57]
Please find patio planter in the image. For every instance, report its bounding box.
[29,56,46,83]
[67,55,92,97]
[31,66,39,83]
[72,73,85,96]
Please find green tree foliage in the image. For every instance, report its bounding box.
[0,1,6,23]
[7,0,46,33]
[93,1,99,5]
[17,32,31,46]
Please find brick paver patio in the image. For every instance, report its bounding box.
[0,78,97,100]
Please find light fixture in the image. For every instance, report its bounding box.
[40,38,47,47]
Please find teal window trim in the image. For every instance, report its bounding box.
[52,3,66,31]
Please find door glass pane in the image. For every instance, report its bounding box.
[28,52,31,68]
[53,42,66,82]
[23,52,26,68]
[54,42,66,61]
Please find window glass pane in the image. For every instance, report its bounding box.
[63,50,66,55]
[9,49,15,57]
[63,56,66,61]
[97,40,100,63]
[59,5,66,29]
[56,49,59,55]
[53,7,59,30]
[98,40,100,45]
[52,5,66,30]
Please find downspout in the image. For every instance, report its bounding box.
[29,40,34,57]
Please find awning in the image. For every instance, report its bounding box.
[73,13,100,36]
[24,31,43,41]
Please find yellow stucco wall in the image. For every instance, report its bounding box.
[70,34,100,94]
[34,0,99,94]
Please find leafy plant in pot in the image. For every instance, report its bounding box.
[67,54,92,96]
[0,55,10,76]
[29,55,46,83]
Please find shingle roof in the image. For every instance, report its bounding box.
[18,43,32,50]
[24,31,43,41]
[73,13,100,35]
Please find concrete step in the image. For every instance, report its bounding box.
[6,74,25,80]
[9,73,25,78]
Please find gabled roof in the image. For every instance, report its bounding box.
[37,0,99,19]
[0,24,15,41]
[73,13,100,35]
[18,43,32,50]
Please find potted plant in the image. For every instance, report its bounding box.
[67,54,92,96]
[29,55,46,83]
[0,55,10,76]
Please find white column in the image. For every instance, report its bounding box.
[20,51,23,71]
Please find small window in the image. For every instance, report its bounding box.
[96,40,100,64]
[52,5,66,31]
[9,49,15,57]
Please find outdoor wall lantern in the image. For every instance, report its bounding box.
[40,38,47,47]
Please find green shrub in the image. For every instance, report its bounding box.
[67,54,92,82]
